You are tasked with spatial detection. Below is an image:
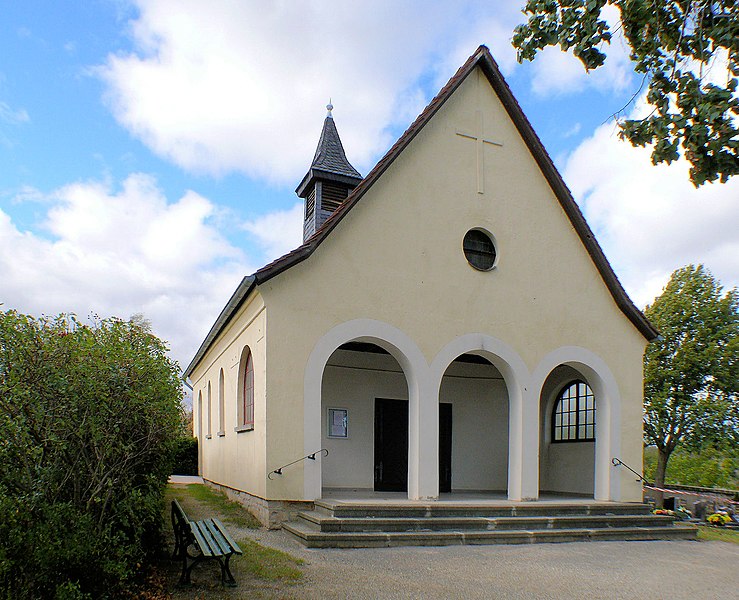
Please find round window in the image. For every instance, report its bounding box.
[463,229,496,271]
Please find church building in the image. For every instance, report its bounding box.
[184,46,658,529]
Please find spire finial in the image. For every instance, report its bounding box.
[326,99,333,118]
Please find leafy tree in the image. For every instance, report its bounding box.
[513,1,739,186]
[642,265,738,505]
[0,311,183,599]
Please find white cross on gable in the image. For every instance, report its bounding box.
[456,111,503,194]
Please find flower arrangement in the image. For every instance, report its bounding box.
[653,508,675,516]
[675,506,692,521]
[706,512,731,526]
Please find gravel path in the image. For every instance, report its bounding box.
[247,526,739,599]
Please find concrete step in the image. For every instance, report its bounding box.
[283,519,698,548]
[296,510,677,533]
[313,500,653,519]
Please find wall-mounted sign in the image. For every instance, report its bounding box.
[327,408,348,438]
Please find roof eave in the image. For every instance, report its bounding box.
[183,275,257,379]
[296,168,363,197]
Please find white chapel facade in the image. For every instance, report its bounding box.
[185,47,657,527]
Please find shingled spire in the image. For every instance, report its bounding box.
[297,102,362,242]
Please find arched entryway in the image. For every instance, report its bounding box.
[533,347,622,501]
[303,319,427,500]
[321,342,411,492]
[438,354,509,494]
[430,334,533,501]
[538,365,595,497]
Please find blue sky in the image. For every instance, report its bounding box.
[1,1,737,368]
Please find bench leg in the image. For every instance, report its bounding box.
[219,554,238,587]
[178,554,199,587]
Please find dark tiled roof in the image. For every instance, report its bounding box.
[296,114,362,197]
[311,115,362,179]
[185,45,658,377]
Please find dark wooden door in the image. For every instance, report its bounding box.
[439,403,453,493]
[374,398,408,492]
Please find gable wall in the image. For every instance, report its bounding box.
[260,67,646,500]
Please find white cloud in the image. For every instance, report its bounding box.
[242,202,303,262]
[97,1,522,184]
[528,5,633,97]
[565,121,739,309]
[0,101,29,125]
[0,174,256,367]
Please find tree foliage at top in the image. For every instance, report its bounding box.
[513,1,739,187]
[642,265,738,500]
[0,310,184,599]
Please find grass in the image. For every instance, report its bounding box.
[167,483,261,529]
[236,539,304,581]
[697,525,739,545]
[162,481,305,597]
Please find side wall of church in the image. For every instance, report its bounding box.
[190,291,268,500]
[258,66,647,501]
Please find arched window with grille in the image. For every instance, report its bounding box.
[552,381,595,442]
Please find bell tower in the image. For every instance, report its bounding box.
[296,103,362,242]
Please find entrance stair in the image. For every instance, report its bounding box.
[283,499,697,548]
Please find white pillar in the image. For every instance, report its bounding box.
[519,386,540,500]
[409,377,438,499]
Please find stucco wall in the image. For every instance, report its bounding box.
[190,292,268,499]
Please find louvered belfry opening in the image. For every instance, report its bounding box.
[296,104,362,242]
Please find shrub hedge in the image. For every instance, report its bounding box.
[172,436,199,476]
[0,311,183,599]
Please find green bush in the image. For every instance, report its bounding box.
[644,446,739,489]
[0,311,183,598]
[172,436,199,476]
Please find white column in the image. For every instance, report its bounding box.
[519,386,540,500]
[409,376,438,500]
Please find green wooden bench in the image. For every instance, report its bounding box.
[171,499,243,587]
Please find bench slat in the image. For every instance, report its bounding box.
[194,521,224,557]
[212,517,243,555]
[203,519,232,555]
[194,520,231,558]
[189,521,215,557]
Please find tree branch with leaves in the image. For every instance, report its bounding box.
[513,0,739,186]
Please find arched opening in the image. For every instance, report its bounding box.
[218,369,225,435]
[438,353,509,495]
[321,341,412,493]
[236,346,255,430]
[538,365,596,497]
[206,381,212,438]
